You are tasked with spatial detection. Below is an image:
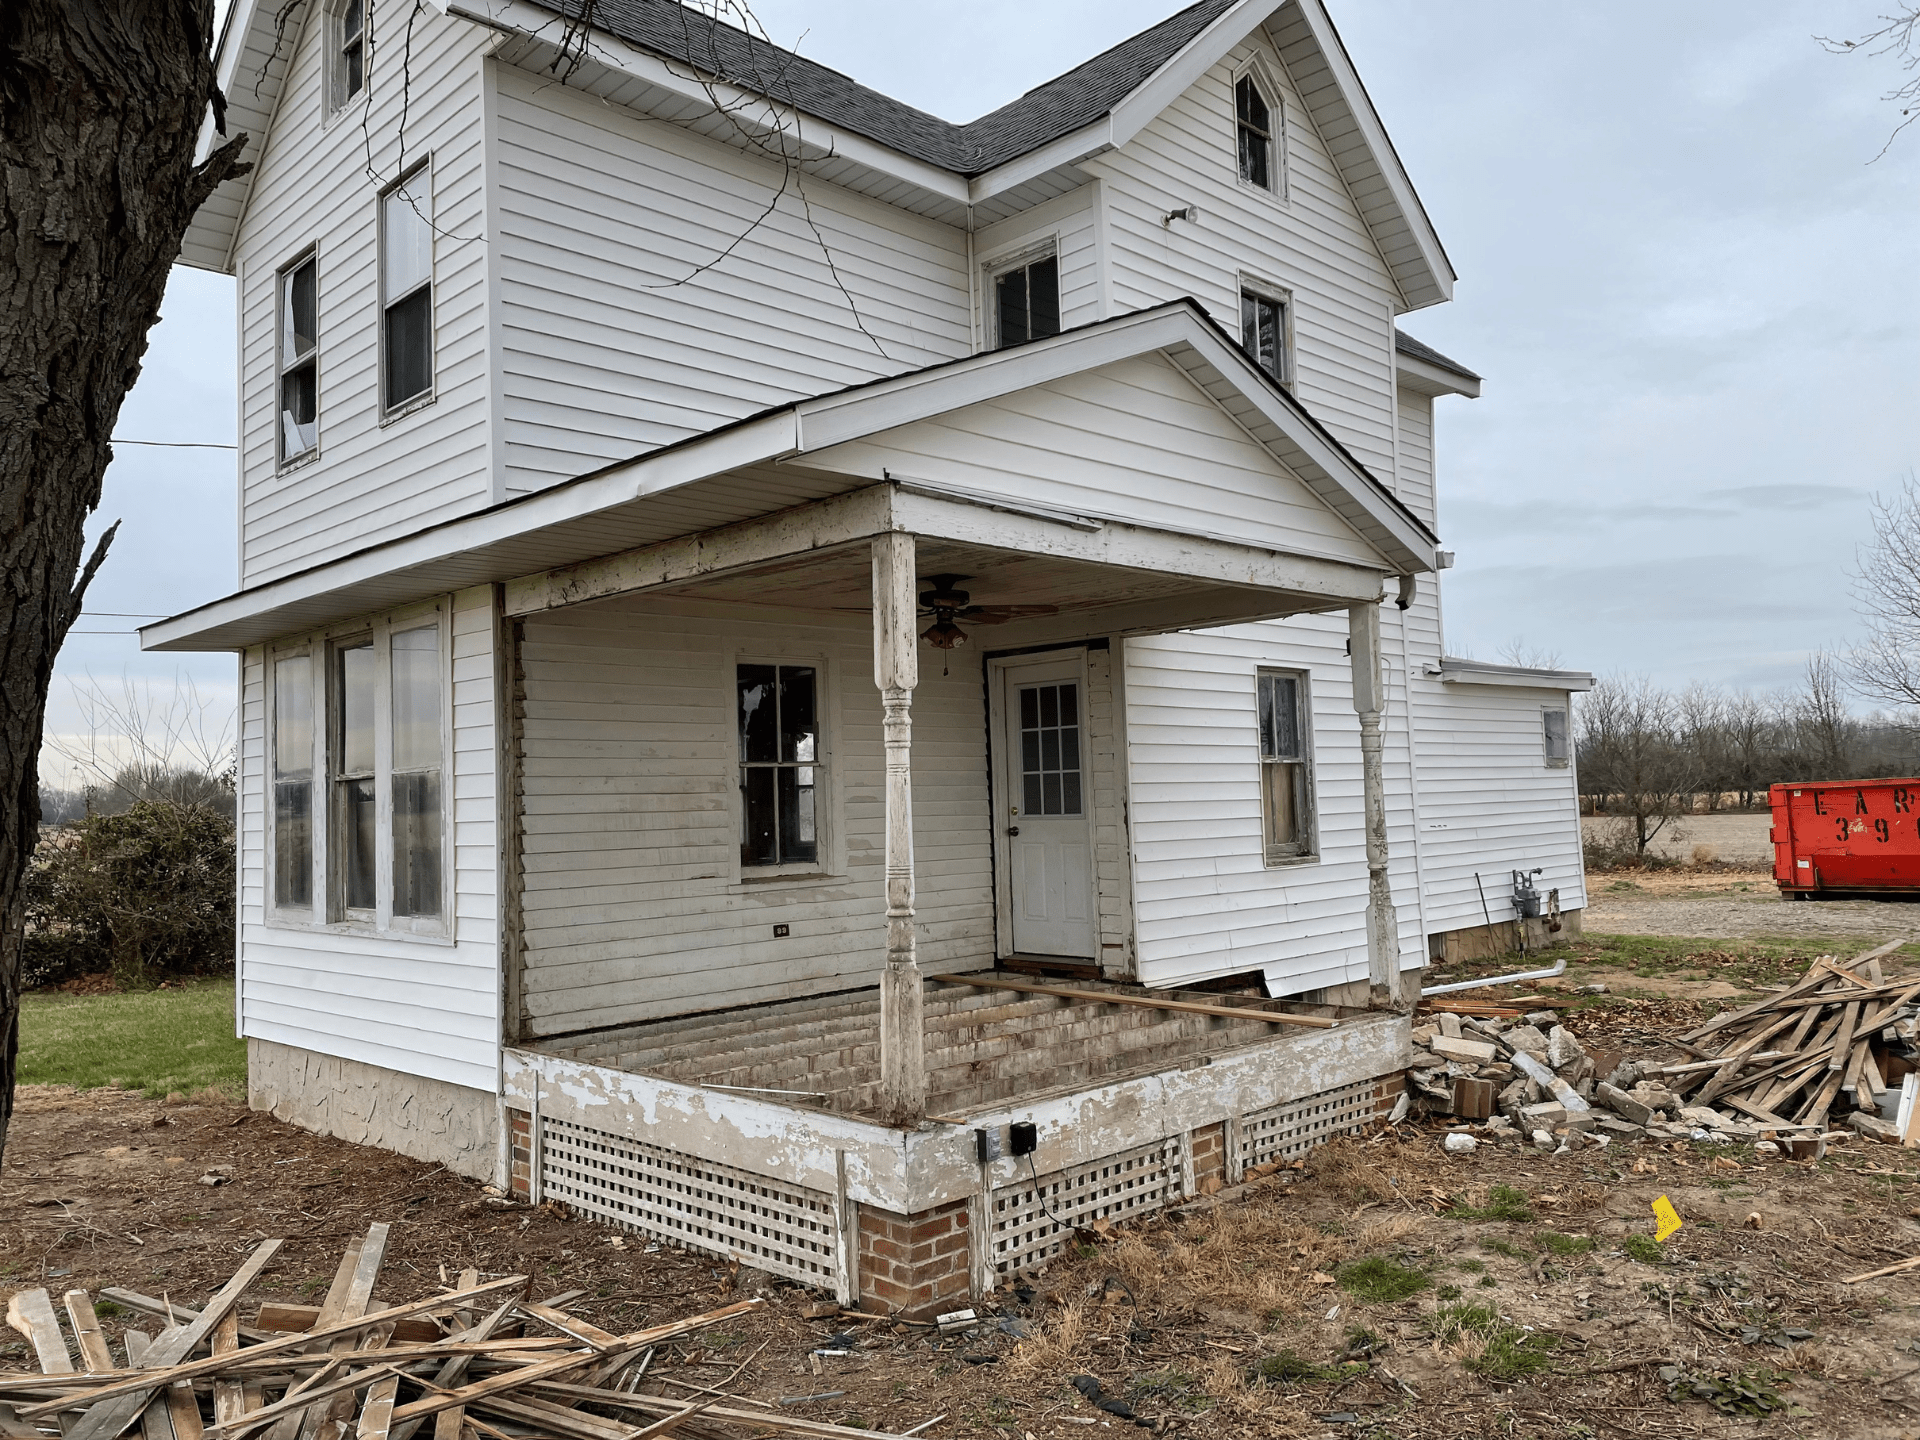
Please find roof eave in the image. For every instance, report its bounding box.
[1395,353,1480,399]
[1437,660,1594,692]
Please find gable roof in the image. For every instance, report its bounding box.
[142,298,1434,652]
[185,0,1453,307]
[543,0,1242,175]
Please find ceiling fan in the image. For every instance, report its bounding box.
[919,574,1058,654]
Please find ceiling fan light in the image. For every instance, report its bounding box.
[921,617,968,651]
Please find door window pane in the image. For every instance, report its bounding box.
[392,770,442,918]
[335,639,376,914]
[337,641,375,775]
[1017,682,1082,816]
[342,776,377,911]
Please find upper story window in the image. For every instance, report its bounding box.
[1543,706,1571,768]
[277,251,319,465]
[1240,284,1291,387]
[381,165,434,412]
[269,607,450,936]
[328,0,367,115]
[738,663,821,868]
[1236,73,1280,193]
[1257,668,1316,862]
[991,251,1060,349]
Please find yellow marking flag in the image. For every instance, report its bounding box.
[1652,1194,1683,1242]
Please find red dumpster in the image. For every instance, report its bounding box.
[1770,778,1920,898]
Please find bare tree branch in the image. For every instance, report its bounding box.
[1818,5,1920,158]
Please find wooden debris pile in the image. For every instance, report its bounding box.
[2,1224,924,1440]
[1658,940,1920,1138]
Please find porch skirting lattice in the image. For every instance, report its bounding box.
[1236,1078,1380,1172]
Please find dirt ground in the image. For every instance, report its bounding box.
[1584,867,1920,944]
[11,1033,1920,1440]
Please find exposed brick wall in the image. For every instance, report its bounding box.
[1191,1120,1225,1193]
[1370,1073,1406,1122]
[856,1199,971,1318]
[508,1107,532,1200]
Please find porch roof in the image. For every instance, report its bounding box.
[144,300,1434,652]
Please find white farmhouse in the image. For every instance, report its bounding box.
[151,0,1591,1312]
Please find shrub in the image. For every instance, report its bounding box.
[23,800,235,989]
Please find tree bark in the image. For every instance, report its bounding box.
[0,0,248,1166]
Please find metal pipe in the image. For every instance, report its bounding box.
[1420,956,1568,998]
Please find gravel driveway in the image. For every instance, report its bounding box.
[1585,883,1920,943]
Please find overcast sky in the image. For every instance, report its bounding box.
[46,0,1920,782]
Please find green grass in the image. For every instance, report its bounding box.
[1534,1232,1596,1257]
[1422,935,1920,997]
[1429,1303,1556,1382]
[18,980,244,1098]
[1447,1185,1534,1223]
[1335,1256,1431,1304]
[1622,1234,1665,1264]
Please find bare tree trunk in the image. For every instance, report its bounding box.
[0,1,247,1166]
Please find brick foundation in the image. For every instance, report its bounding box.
[508,1107,532,1199]
[856,1198,972,1317]
[1191,1119,1226,1193]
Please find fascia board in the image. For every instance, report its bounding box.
[140,410,801,651]
[1291,0,1453,301]
[1438,662,1595,692]
[1395,353,1481,399]
[450,0,969,207]
[1107,0,1276,149]
[180,0,283,274]
[967,119,1112,205]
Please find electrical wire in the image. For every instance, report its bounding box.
[111,438,236,448]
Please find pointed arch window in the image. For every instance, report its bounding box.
[1235,72,1285,197]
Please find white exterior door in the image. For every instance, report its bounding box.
[997,656,1096,958]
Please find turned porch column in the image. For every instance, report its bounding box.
[873,532,927,1124]
[1348,599,1401,1007]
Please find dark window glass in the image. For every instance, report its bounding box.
[273,656,314,910]
[342,0,365,98]
[994,255,1060,348]
[335,640,376,912]
[1241,292,1286,384]
[1544,709,1569,764]
[392,770,442,918]
[280,257,318,461]
[738,664,819,866]
[1237,76,1272,190]
[1017,682,1082,817]
[343,777,377,910]
[384,286,432,409]
[1258,671,1310,856]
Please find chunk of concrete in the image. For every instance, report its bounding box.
[1520,1101,1570,1128]
[1596,1116,1646,1139]
[1509,1048,1591,1111]
[1547,1025,1586,1070]
[1503,1024,1550,1055]
[1532,1129,1555,1150]
[1431,1035,1498,1064]
[1438,1012,1464,1040]
[1524,1011,1557,1027]
[1679,1105,1731,1129]
[1850,1112,1899,1143]
[1605,1060,1645,1090]
[1410,1024,1439,1046]
[1596,1082,1655,1126]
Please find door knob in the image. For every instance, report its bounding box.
[1006,826,1020,837]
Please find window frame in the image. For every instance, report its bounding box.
[266,646,322,921]
[263,599,454,942]
[275,246,321,470]
[982,238,1062,351]
[1232,60,1288,203]
[730,652,839,885]
[1542,705,1571,769]
[1238,277,1294,390]
[325,0,370,120]
[378,159,436,420]
[1256,666,1318,865]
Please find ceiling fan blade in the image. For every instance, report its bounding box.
[961,604,1061,624]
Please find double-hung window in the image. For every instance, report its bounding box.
[1257,669,1316,862]
[738,663,820,868]
[1240,285,1290,387]
[1543,707,1571,768]
[1236,74,1277,192]
[992,251,1060,349]
[277,252,319,464]
[381,165,434,412]
[269,608,448,935]
[328,0,367,115]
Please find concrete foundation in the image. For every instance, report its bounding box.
[1428,908,1584,967]
[249,1037,498,1181]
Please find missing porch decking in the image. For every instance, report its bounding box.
[532,973,1366,1119]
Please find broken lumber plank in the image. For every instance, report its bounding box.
[62,1296,115,1375]
[510,1303,616,1353]
[384,1301,762,1428]
[1718,1094,1812,1129]
[1856,980,1920,1036]
[202,1366,403,1440]
[562,1388,997,1440]
[22,1275,524,1423]
[6,1290,75,1376]
[57,1240,283,1440]
[298,1224,393,1440]
[1653,1052,1792,1076]
[1798,1069,1848,1129]
[1842,1254,1920,1284]
[254,1310,439,1345]
[1830,1001,1863,1072]
[99,1296,273,1349]
[1683,957,1861,1042]
[1820,955,1878,988]
[389,1295,526,1440]
[925,973,1338,1028]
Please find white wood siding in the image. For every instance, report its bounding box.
[1124,611,1424,995]
[809,353,1382,566]
[491,65,973,498]
[1088,37,1400,479]
[236,587,502,1093]
[1393,386,1436,530]
[972,186,1103,339]
[233,5,493,586]
[514,598,994,1037]
[1412,679,1589,934]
